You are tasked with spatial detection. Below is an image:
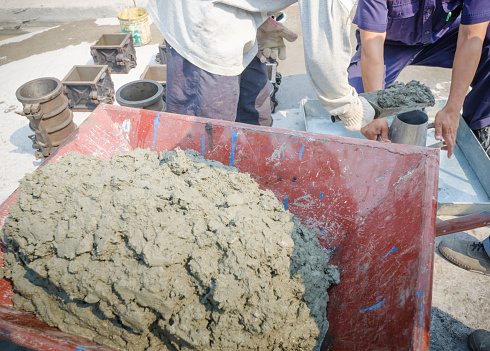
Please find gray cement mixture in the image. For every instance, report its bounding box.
[378,80,435,108]
[2,148,339,351]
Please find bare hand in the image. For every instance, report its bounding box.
[434,107,460,158]
[256,17,298,63]
[361,118,390,141]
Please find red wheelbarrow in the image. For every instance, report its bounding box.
[0,104,439,350]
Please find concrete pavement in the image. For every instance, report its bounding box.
[1,0,124,31]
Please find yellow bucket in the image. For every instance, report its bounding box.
[117,7,151,46]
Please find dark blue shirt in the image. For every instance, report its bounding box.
[354,0,490,46]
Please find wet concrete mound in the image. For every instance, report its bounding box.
[2,148,339,351]
[378,80,435,108]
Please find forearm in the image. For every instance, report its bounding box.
[298,0,357,116]
[359,29,386,92]
[446,21,490,113]
[434,21,489,158]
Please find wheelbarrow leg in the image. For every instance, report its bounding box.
[436,211,490,237]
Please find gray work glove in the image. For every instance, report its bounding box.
[256,17,298,63]
[338,96,376,132]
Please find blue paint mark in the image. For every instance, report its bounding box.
[299,144,305,160]
[152,113,160,149]
[230,127,237,166]
[383,247,398,258]
[293,186,295,189]
[282,154,284,161]
[76,347,86,351]
[416,292,422,296]
[360,299,385,313]
[112,132,118,136]
[320,192,323,200]
[295,140,298,144]
[376,296,381,300]
[319,228,323,233]
[356,284,359,287]
[284,195,288,210]
[119,148,125,152]
[202,135,205,157]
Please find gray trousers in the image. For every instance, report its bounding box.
[166,44,272,126]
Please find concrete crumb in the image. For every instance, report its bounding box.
[2,148,339,351]
[378,80,435,108]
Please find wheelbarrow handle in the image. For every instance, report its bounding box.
[436,211,490,237]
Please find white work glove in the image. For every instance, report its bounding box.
[256,17,298,63]
[338,96,375,132]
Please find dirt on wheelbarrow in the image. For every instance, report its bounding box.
[1,148,339,351]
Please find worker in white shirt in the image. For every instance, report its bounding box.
[147,0,375,130]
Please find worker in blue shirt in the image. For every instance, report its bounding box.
[348,3,490,350]
[348,0,490,159]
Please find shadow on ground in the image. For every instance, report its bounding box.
[0,340,33,351]
[9,124,35,155]
[430,307,473,351]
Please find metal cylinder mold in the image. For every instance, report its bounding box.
[388,110,429,147]
[16,77,77,159]
[90,33,137,74]
[116,79,164,111]
[62,65,115,111]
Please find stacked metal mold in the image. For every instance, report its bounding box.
[62,65,115,111]
[90,33,137,74]
[140,65,167,97]
[155,40,167,64]
[16,78,77,159]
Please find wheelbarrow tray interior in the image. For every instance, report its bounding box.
[0,104,439,350]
